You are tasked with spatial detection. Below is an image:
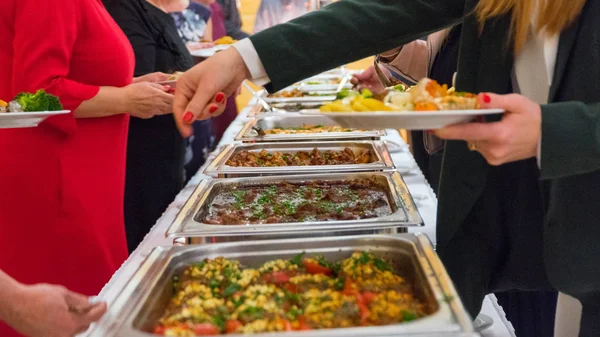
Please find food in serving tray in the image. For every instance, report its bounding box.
[319,78,478,112]
[267,103,323,112]
[225,147,373,167]
[260,124,362,135]
[268,89,334,98]
[152,251,426,335]
[203,179,392,225]
[214,36,237,45]
[0,90,63,113]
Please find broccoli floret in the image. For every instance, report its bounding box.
[13,90,63,112]
[47,94,63,111]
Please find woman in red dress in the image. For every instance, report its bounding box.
[0,0,173,335]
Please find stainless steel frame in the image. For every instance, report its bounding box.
[203,140,395,178]
[234,115,386,143]
[166,172,422,243]
[87,234,476,337]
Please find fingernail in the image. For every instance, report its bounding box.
[209,105,218,114]
[163,85,171,90]
[183,111,194,123]
[482,94,491,104]
[215,92,225,103]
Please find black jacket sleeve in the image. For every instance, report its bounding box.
[249,0,467,91]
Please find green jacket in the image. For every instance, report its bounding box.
[249,0,600,312]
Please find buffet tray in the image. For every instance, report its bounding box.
[89,234,476,337]
[234,115,386,143]
[247,102,324,118]
[166,171,422,242]
[203,140,394,178]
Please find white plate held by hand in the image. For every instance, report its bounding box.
[0,110,70,129]
[190,45,231,58]
[303,109,504,130]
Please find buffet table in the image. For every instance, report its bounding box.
[85,104,516,337]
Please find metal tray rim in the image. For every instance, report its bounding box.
[166,171,423,239]
[203,140,395,177]
[234,117,387,143]
[88,234,474,337]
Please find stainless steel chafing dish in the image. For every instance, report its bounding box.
[235,115,386,143]
[166,172,422,244]
[87,234,477,337]
[247,102,325,118]
[203,140,394,178]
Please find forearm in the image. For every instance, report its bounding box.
[541,101,600,179]
[250,0,466,91]
[0,271,24,325]
[75,86,128,118]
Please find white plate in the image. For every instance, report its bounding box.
[0,110,71,129]
[301,109,504,130]
[190,44,231,58]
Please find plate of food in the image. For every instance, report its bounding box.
[0,90,70,128]
[302,79,504,130]
[190,36,237,58]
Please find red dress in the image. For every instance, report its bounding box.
[0,0,133,335]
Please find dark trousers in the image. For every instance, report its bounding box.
[571,292,600,337]
[437,159,557,335]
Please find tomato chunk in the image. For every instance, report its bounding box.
[302,260,332,276]
[153,325,166,335]
[225,320,243,334]
[361,291,377,305]
[194,323,220,335]
[263,271,291,284]
[294,316,312,331]
[342,278,357,295]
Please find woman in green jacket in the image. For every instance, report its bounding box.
[173,0,599,335]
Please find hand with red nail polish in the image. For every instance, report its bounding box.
[434,93,541,166]
[172,47,251,138]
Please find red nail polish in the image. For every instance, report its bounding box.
[215,92,225,103]
[209,105,218,114]
[482,94,491,103]
[183,111,194,123]
[426,130,433,134]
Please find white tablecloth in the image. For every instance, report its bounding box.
[86,106,516,337]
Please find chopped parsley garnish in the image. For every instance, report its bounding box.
[402,310,417,322]
[212,315,226,330]
[357,252,371,264]
[286,307,303,320]
[373,257,393,272]
[223,283,241,297]
[290,252,305,265]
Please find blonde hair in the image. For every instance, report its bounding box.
[475,0,586,53]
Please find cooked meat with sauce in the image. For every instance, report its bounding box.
[225,147,374,167]
[203,179,392,225]
[152,252,427,336]
[260,125,361,135]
